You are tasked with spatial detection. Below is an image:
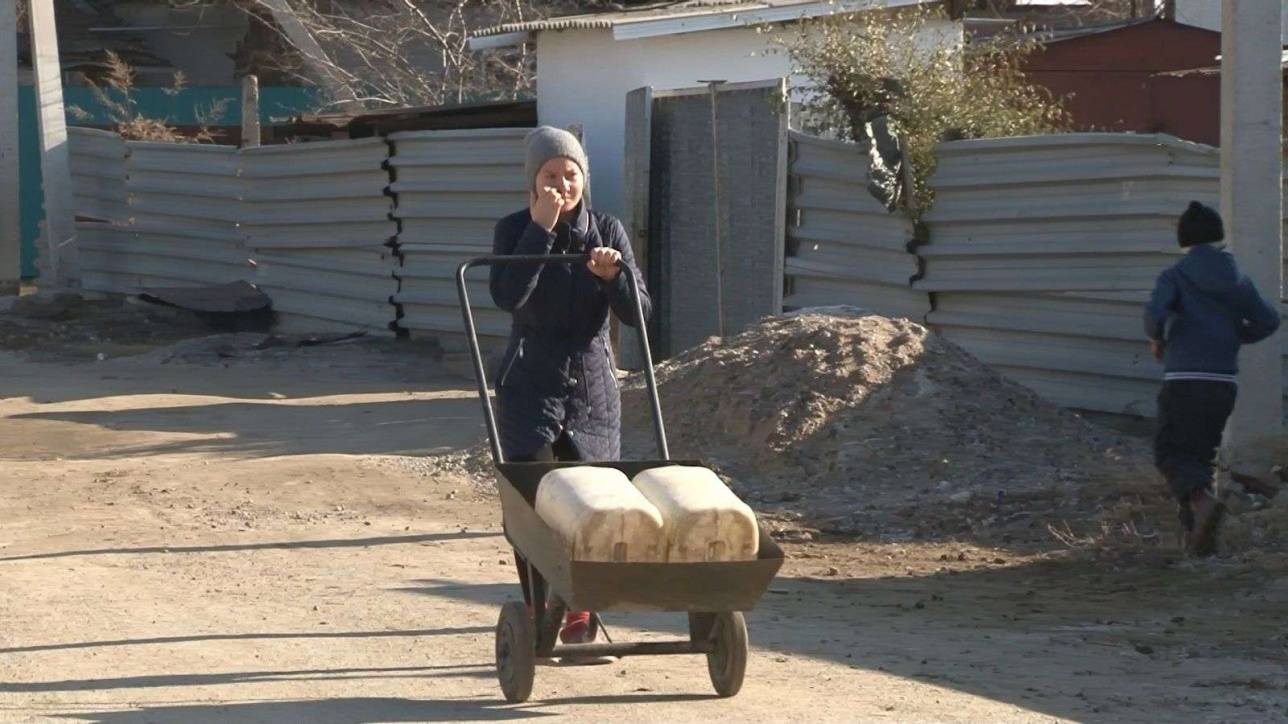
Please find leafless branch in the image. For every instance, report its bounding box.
[203,0,557,111]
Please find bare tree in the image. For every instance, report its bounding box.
[171,0,562,111]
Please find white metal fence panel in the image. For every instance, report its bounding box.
[82,141,249,293]
[919,134,1217,295]
[66,131,399,330]
[248,248,398,332]
[927,290,1158,416]
[241,137,398,332]
[67,127,128,223]
[922,133,1287,416]
[785,131,928,319]
[389,128,528,344]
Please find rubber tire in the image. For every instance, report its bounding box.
[496,601,536,703]
[706,611,748,698]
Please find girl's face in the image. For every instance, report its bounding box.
[536,157,585,211]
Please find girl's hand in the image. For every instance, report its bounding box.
[530,187,565,231]
[587,247,622,281]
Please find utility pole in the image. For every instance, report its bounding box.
[29,0,78,286]
[0,1,20,294]
[1220,0,1284,464]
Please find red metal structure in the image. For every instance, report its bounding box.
[1019,17,1288,146]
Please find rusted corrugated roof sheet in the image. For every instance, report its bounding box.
[474,0,843,37]
[275,100,537,141]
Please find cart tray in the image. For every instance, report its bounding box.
[496,460,784,613]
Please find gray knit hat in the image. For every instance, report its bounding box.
[524,126,589,193]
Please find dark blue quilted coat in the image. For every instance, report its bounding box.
[489,203,651,462]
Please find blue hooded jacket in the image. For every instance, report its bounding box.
[1143,243,1280,381]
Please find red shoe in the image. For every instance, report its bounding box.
[560,611,592,644]
[557,610,615,666]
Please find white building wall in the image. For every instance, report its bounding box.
[1174,0,1288,44]
[536,18,959,216]
[536,27,790,216]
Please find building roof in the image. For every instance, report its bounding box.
[470,0,935,45]
[19,0,174,80]
[1153,50,1288,78]
[292,99,538,139]
[1035,17,1157,43]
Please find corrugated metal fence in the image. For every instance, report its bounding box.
[919,133,1285,416]
[68,128,128,223]
[778,130,1287,418]
[122,142,247,291]
[66,125,1287,418]
[65,126,535,337]
[242,138,399,331]
[784,130,928,320]
[389,128,528,346]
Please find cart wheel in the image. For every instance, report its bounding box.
[706,611,748,698]
[496,601,536,703]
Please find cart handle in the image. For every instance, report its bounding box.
[455,254,669,466]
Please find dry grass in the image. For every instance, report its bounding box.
[1045,444,1288,558]
[69,51,228,144]
[1222,504,1288,553]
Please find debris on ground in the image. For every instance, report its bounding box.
[106,332,377,366]
[139,281,271,314]
[0,290,421,380]
[0,290,215,360]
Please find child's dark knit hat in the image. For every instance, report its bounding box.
[1178,200,1224,247]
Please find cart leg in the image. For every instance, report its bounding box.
[522,562,565,657]
[688,612,716,642]
[496,601,536,703]
[590,612,610,643]
[514,550,532,606]
[705,612,748,698]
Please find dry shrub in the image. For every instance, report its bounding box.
[69,51,229,143]
[773,5,1070,212]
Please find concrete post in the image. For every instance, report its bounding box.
[241,74,261,148]
[1221,0,1284,462]
[0,1,20,294]
[28,0,77,287]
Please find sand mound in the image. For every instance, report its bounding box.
[621,310,1144,539]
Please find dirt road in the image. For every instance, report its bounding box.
[1,337,1287,723]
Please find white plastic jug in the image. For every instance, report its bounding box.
[632,465,760,562]
[534,466,665,562]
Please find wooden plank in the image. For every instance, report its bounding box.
[620,86,653,370]
[771,77,788,314]
[241,75,261,149]
[28,0,78,285]
[0,1,19,293]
